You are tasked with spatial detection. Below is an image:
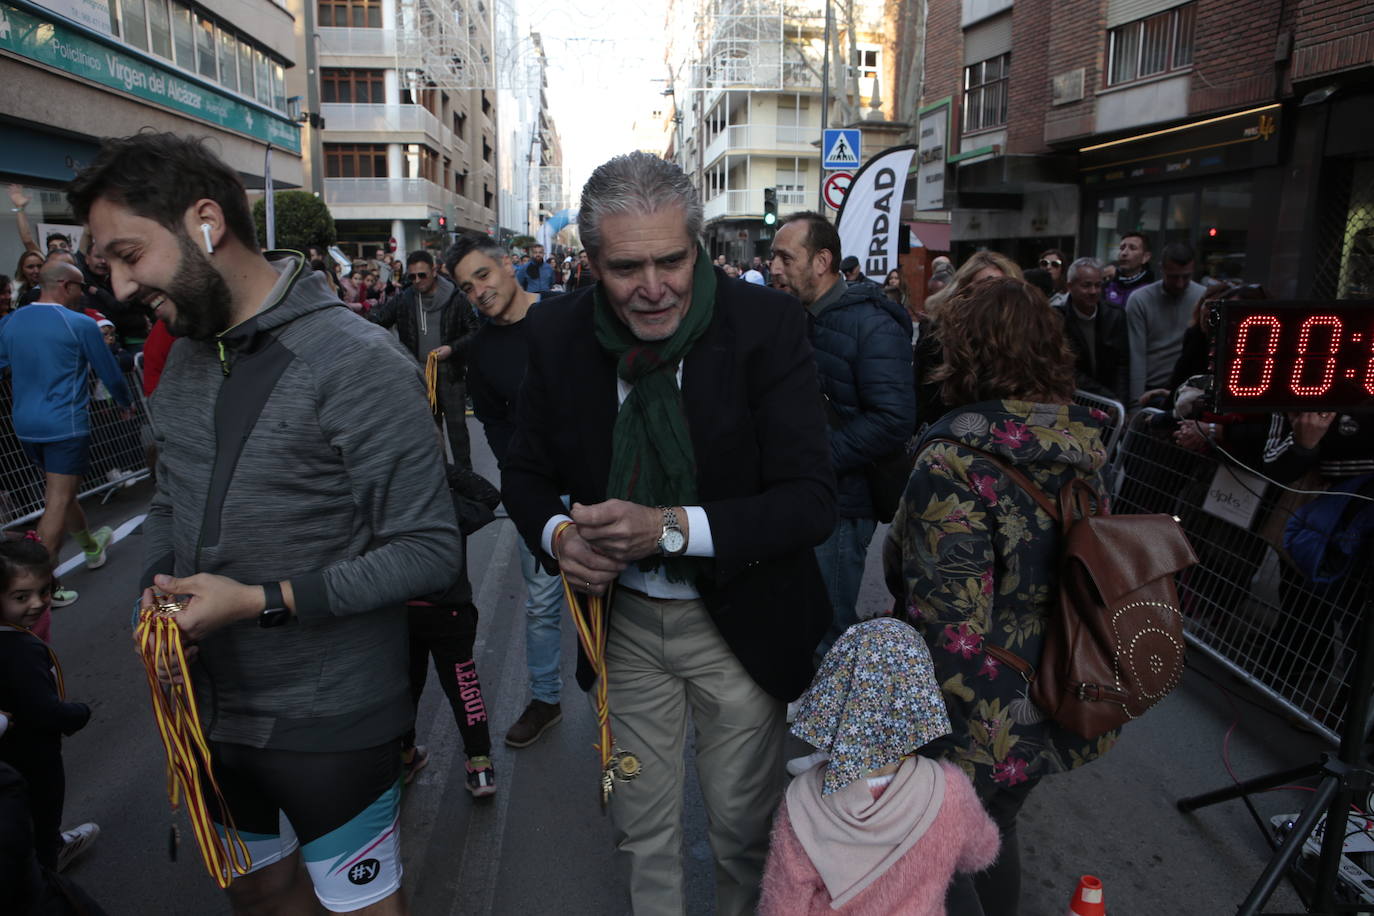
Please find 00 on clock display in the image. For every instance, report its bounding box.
[1215,301,1374,412]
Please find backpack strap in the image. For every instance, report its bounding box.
[926,438,1061,522]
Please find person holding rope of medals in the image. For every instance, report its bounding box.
[503,152,836,916]
[71,134,460,916]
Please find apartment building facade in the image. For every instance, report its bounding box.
[911,0,1374,297]
[665,0,904,264]
[0,0,302,268]
[313,0,499,257]
[527,33,566,237]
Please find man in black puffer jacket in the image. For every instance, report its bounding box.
[770,212,915,653]
[370,249,480,468]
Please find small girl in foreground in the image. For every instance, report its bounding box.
[0,535,97,872]
[760,618,999,915]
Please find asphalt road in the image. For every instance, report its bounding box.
[43,417,1320,914]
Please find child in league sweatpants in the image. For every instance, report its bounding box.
[403,466,500,798]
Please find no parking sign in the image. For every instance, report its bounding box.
[823,171,853,210]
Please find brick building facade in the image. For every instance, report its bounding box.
[907,0,1374,298]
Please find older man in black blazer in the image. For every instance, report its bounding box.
[1055,255,1131,406]
[503,152,836,915]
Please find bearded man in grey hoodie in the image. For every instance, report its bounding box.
[71,133,460,916]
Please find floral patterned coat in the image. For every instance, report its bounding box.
[883,400,1117,797]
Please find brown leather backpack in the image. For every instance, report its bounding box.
[929,439,1198,739]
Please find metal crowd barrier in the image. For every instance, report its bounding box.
[0,366,153,531]
[1073,389,1128,457]
[1112,408,1369,744]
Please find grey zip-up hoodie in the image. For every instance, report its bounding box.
[142,253,461,751]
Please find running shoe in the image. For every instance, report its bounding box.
[83,526,113,570]
[465,756,497,798]
[51,587,79,608]
[56,822,99,872]
[402,744,429,785]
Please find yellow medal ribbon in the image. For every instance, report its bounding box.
[553,521,638,807]
[424,350,440,414]
[134,599,252,888]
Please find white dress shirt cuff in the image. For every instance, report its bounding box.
[683,505,714,557]
[541,514,574,557]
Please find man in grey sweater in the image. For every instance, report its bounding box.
[71,133,459,916]
[1125,240,1206,405]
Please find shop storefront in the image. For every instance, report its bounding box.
[1077,104,1284,283]
[1307,90,1374,300]
[0,0,301,273]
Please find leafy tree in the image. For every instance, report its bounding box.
[510,234,536,250]
[252,191,336,252]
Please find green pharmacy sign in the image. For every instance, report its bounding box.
[0,2,301,153]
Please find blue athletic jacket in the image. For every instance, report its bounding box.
[0,303,132,442]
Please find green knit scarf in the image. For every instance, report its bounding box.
[593,244,716,584]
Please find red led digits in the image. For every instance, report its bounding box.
[1228,314,1282,397]
[1366,321,1374,397]
[1291,315,1342,396]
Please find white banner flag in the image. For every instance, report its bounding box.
[834,145,916,283]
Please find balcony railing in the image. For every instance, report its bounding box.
[324,177,451,210]
[702,187,811,222]
[317,27,405,57]
[703,122,819,166]
[320,103,443,142]
[703,188,759,222]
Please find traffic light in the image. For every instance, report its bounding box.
[763,187,777,226]
[438,214,448,231]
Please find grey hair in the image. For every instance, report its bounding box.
[578,152,702,258]
[1067,256,1105,284]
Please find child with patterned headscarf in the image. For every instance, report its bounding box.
[760,618,999,915]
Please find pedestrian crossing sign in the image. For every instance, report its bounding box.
[822,129,861,169]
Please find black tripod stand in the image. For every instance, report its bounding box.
[1177,593,1374,915]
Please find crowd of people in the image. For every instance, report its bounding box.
[0,130,1362,916]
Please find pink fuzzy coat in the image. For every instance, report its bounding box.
[759,761,1000,916]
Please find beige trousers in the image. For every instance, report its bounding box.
[603,589,785,916]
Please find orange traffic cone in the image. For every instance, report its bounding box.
[1068,875,1105,915]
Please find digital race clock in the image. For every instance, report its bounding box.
[1214,300,1374,412]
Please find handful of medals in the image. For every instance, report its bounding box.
[149,597,187,617]
[134,594,252,887]
[554,522,642,807]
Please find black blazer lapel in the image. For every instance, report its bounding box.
[571,311,619,500]
[682,297,735,462]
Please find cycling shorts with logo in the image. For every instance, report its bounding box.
[203,740,403,913]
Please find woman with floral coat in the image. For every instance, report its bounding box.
[884,276,1117,916]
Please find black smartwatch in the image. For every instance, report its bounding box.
[259,581,290,629]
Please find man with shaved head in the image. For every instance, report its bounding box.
[0,258,132,606]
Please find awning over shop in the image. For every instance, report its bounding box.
[907,221,951,252]
[956,153,1078,196]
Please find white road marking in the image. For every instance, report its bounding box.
[54,513,147,577]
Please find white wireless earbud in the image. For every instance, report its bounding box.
[200,222,214,255]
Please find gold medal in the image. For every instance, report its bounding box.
[612,751,642,781]
[152,598,187,619]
